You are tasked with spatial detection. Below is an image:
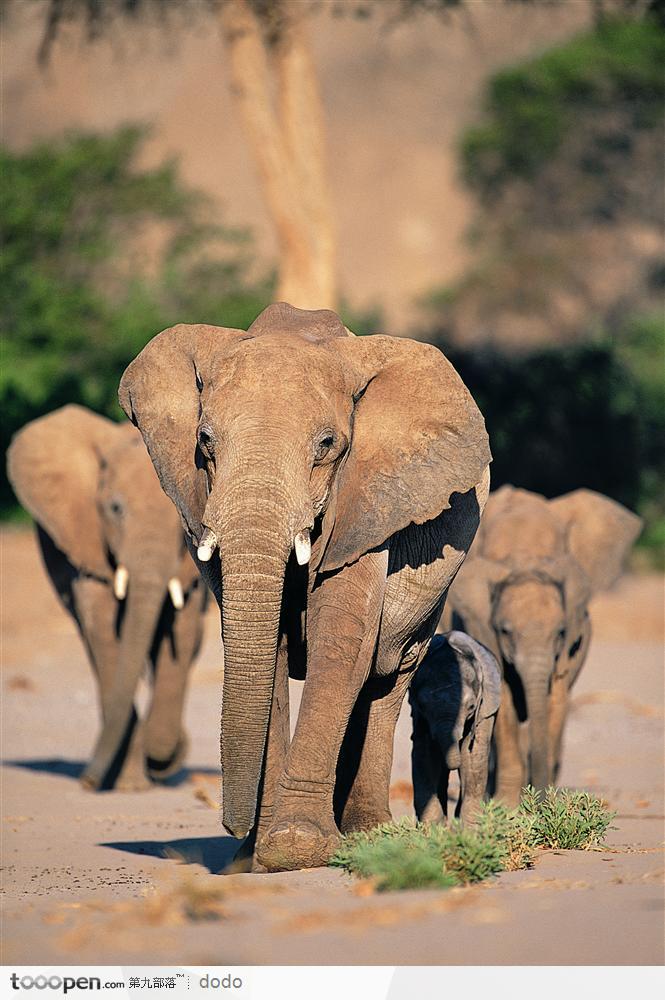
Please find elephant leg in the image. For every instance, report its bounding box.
[437,766,451,823]
[459,716,494,825]
[493,680,524,808]
[73,577,148,791]
[409,708,445,824]
[144,594,202,780]
[549,618,591,782]
[548,675,569,785]
[337,666,414,833]
[255,549,387,872]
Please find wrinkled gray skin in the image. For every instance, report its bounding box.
[7,405,207,790]
[119,303,491,871]
[410,631,501,825]
[446,485,642,805]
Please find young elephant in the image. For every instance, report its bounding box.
[410,631,501,825]
[447,485,641,805]
[7,405,207,791]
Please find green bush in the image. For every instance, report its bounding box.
[517,786,616,851]
[0,126,273,513]
[462,18,665,196]
[331,787,615,892]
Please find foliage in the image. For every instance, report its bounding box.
[462,17,665,197]
[421,11,665,565]
[331,787,615,892]
[429,323,664,563]
[0,127,272,513]
[517,786,616,850]
[430,14,664,351]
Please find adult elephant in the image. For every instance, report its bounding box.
[119,303,491,871]
[7,405,207,791]
[447,485,641,805]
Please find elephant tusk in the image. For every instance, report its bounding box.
[168,577,185,610]
[294,530,311,566]
[113,565,129,600]
[197,527,217,562]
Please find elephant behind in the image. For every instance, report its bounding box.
[119,302,491,871]
[7,405,207,791]
[410,630,501,826]
[447,484,641,805]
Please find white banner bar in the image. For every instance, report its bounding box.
[3,966,664,1000]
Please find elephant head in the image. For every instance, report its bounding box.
[7,404,197,788]
[449,485,641,790]
[119,303,490,837]
[412,631,501,770]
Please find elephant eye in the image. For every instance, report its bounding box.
[498,625,512,638]
[314,432,335,463]
[109,498,124,517]
[198,426,215,459]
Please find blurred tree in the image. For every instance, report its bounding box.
[35,0,541,313]
[36,0,336,310]
[0,126,272,513]
[423,12,664,346]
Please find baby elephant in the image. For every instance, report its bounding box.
[410,631,501,825]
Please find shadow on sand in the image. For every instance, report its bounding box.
[101,836,240,875]
[3,758,219,788]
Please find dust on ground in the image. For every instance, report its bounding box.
[1,527,663,964]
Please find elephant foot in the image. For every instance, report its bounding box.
[256,819,341,872]
[340,806,392,835]
[494,782,522,810]
[80,765,151,793]
[114,768,152,792]
[147,733,189,782]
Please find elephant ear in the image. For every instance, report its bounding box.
[320,336,491,572]
[446,555,507,660]
[549,489,642,594]
[6,404,120,580]
[446,630,502,720]
[118,323,248,543]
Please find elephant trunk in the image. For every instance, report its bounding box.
[207,465,301,839]
[522,657,553,793]
[83,573,167,789]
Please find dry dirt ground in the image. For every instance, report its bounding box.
[1,527,663,965]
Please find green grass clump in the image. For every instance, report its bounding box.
[517,786,616,850]
[331,787,615,892]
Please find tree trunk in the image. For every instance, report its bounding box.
[220,0,336,310]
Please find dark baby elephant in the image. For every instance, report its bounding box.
[7,405,207,791]
[410,631,501,825]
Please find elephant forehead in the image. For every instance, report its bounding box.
[206,335,351,397]
[497,578,564,625]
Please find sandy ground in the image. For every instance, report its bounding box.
[1,527,663,965]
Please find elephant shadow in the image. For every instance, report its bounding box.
[101,836,240,875]
[4,757,218,788]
